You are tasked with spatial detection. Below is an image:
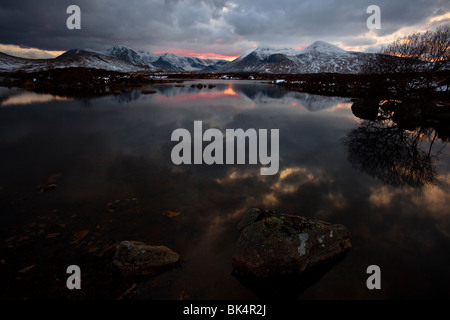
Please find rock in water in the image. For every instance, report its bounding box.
[113,241,180,276]
[232,208,351,278]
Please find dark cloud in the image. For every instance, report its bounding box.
[0,0,449,55]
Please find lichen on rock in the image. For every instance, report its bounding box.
[232,208,351,278]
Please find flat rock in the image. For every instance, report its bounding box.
[232,208,351,278]
[113,241,180,276]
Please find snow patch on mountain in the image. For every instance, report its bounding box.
[251,47,302,59]
[300,41,348,55]
[221,41,373,74]
[0,51,148,73]
[1,40,381,74]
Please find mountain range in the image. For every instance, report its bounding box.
[0,41,377,74]
[221,41,375,73]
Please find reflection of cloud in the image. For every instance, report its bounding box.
[273,167,323,194]
[279,167,304,180]
[216,165,347,212]
[325,192,347,209]
[215,168,258,184]
[155,88,240,102]
[2,81,450,298]
[368,173,450,238]
[369,186,394,208]
[262,192,278,207]
[414,173,450,217]
[223,86,239,97]
[324,102,353,112]
[1,92,71,106]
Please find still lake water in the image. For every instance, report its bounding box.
[0,80,449,299]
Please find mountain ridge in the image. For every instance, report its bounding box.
[1,41,378,74]
[0,50,149,73]
[221,41,375,74]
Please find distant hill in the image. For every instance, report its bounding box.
[58,45,227,72]
[0,50,151,73]
[1,41,383,74]
[221,41,377,74]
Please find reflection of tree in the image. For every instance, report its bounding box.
[344,120,439,188]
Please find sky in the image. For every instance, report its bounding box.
[0,0,449,60]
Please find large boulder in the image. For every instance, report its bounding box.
[232,208,351,278]
[113,241,180,276]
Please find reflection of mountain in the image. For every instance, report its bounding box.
[235,84,351,111]
[344,120,438,188]
[236,83,287,101]
[0,87,22,105]
[109,82,351,111]
[0,87,71,106]
[113,90,142,104]
[290,92,351,111]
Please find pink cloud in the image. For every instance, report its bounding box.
[153,49,239,61]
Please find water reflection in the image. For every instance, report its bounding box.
[108,81,352,112]
[114,90,142,104]
[346,99,447,188]
[232,254,348,300]
[0,87,71,106]
[1,81,450,299]
[345,121,438,188]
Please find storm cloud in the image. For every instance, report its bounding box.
[0,0,449,57]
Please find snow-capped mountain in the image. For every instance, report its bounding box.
[60,45,227,72]
[222,47,299,73]
[152,52,227,71]
[0,50,149,73]
[0,52,34,72]
[57,46,157,69]
[301,40,347,54]
[57,48,106,58]
[105,46,227,71]
[221,41,375,74]
[1,41,379,74]
[106,45,158,67]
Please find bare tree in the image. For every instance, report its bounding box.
[425,25,450,72]
[361,25,450,95]
[367,25,449,73]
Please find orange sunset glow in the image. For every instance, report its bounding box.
[156,84,240,102]
[153,49,239,61]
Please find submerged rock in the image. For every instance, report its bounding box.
[141,89,157,94]
[113,241,180,276]
[232,208,351,278]
[107,198,138,213]
[36,184,57,193]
